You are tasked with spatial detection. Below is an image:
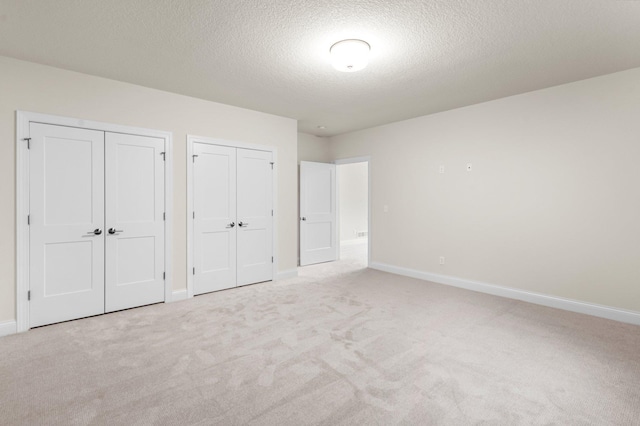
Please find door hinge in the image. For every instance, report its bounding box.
[160,152,166,161]
[193,267,195,275]
[270,162,274,170]
[271,209,273,216]
[163,212,166,221]
[271,256,274,263]
[23,138,31,149]
[28,290,31,301]
[192,154,199,163]
[27,215,30,225]
[163,272,166,280]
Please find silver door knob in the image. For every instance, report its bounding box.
[226,222,235,228]
[108,228,124,234]
[238,222,249,227]
[88,228,102,235]
[300,217,306,221]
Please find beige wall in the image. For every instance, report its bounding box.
[0,56,298,323]
[338,162,368,242]
[330,67,640,313]
[298,132,331,163]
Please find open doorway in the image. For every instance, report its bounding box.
[337,159,369,266]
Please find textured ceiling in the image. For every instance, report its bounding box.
[1,0,639,136]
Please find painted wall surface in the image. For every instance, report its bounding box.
[330,68,640,313]
[298,132,331,163]
[0,56,298,323]
[338,163,368,242]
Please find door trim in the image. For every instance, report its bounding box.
[16,111,174,333]
[334,156,371,267]
[186,135,278,298]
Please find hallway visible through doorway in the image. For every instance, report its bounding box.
[337,161,368,265]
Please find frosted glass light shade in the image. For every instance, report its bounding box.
[330,39,370,72]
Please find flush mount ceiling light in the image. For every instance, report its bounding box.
[330,39,371,72]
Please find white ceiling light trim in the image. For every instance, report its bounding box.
[330,39,371,72]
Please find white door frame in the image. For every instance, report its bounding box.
[16,111,174,333]
[334,156,371,267]
[186,135,278,298]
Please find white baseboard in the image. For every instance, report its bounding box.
[277,269,298,280]
[171,289,188,302]
[0,320,17,337]
[340,238,368,246]
[370,262,640,326]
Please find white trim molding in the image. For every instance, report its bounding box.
[0,321,17,338]
[16,111,174,332]
[276,269,298,281]
[186,135,278,299]
[370,262,640,326]
[171,290,188,302]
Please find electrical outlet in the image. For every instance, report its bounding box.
[439,165,445,174]
[439,256,445,265]
[466,163,472,172]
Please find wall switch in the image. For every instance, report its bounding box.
[439,256,445,265]
[466,163,472,172]
[383,205,389,213]
[439,165,445,174]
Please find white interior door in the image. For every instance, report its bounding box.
[105,133,165,312]
[29,123,105,327]
[237,148,273,286]
[300,161,337,266]
[193,143,237,294]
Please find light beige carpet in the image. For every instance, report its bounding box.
[1,258,639,425]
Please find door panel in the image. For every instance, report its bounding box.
[193,143,237,294]
[300,161,337,266]
[105,132,165,312]
[29,123,105,327]
[237,148,273,286]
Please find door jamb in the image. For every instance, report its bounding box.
[334,156,371,267]
[186,135,278,298]
[15,111,174,333]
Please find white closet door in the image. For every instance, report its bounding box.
[105,132,165,312]
[29,123,105,327]
[193,143,237,294]
[237,148,273,286]
[300,161,337,266]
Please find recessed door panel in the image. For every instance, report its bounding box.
[201,231,231,273]
[300,161,337,266]
[238,229,268,267]
[306,222,332,250]
[116,144,156,223]
[237,148,273,286]
[116,236,156,286]
[29,123,105,328]
[44,241,94,296]
[44,137,94,225]
[193,143,237,294]
[307,169,332,214]
[105,132,165,312]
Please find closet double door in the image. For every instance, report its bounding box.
[29,123,165,327]
[193,143,273,295]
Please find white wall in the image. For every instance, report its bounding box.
[298,132,331,163]
[329,67,640,313]
[0,56,298,323]
[338,162,368,242]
